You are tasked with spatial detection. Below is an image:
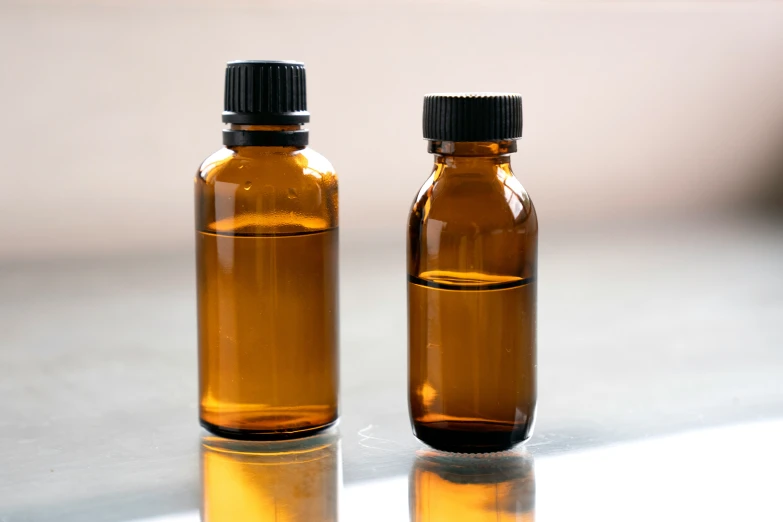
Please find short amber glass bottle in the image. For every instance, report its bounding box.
[408,93,537,453]
[195,61,339,440]
[201,431,339,522]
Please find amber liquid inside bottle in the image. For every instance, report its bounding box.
[408,141,537,453]
[201,431,339,522]
[196,127,339,439]
[410,450,535,522]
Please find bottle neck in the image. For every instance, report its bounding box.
[223,123,308,148]
[228,124,304,132]
[429,140,516,167]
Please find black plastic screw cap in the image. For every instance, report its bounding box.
[223,60,309,125]
[423,93,522,142]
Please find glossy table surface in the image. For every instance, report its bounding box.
[1,218,782,521]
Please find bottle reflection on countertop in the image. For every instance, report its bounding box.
[201,429,340,522]
[410,449,534,522]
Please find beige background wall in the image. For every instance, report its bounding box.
[1,1,782,259]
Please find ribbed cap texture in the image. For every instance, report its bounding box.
[223,61,309,124]
[423,93,522,141]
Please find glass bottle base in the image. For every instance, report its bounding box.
[412,420,532,454]
[200,418,338,441]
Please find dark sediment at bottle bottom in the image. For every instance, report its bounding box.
[200,418,339,441]
[412,420,532,454]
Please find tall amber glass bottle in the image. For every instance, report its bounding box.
[195,61,339,440]
[408,94,537,453]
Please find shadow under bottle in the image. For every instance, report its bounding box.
[409,449,535,521]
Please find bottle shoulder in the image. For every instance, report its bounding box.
[196,148,236,183]
[299,147,337,179]
[409,164,537,232]
[407,163,537,281]
[195,146,337,187]
[194,146,339,234]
